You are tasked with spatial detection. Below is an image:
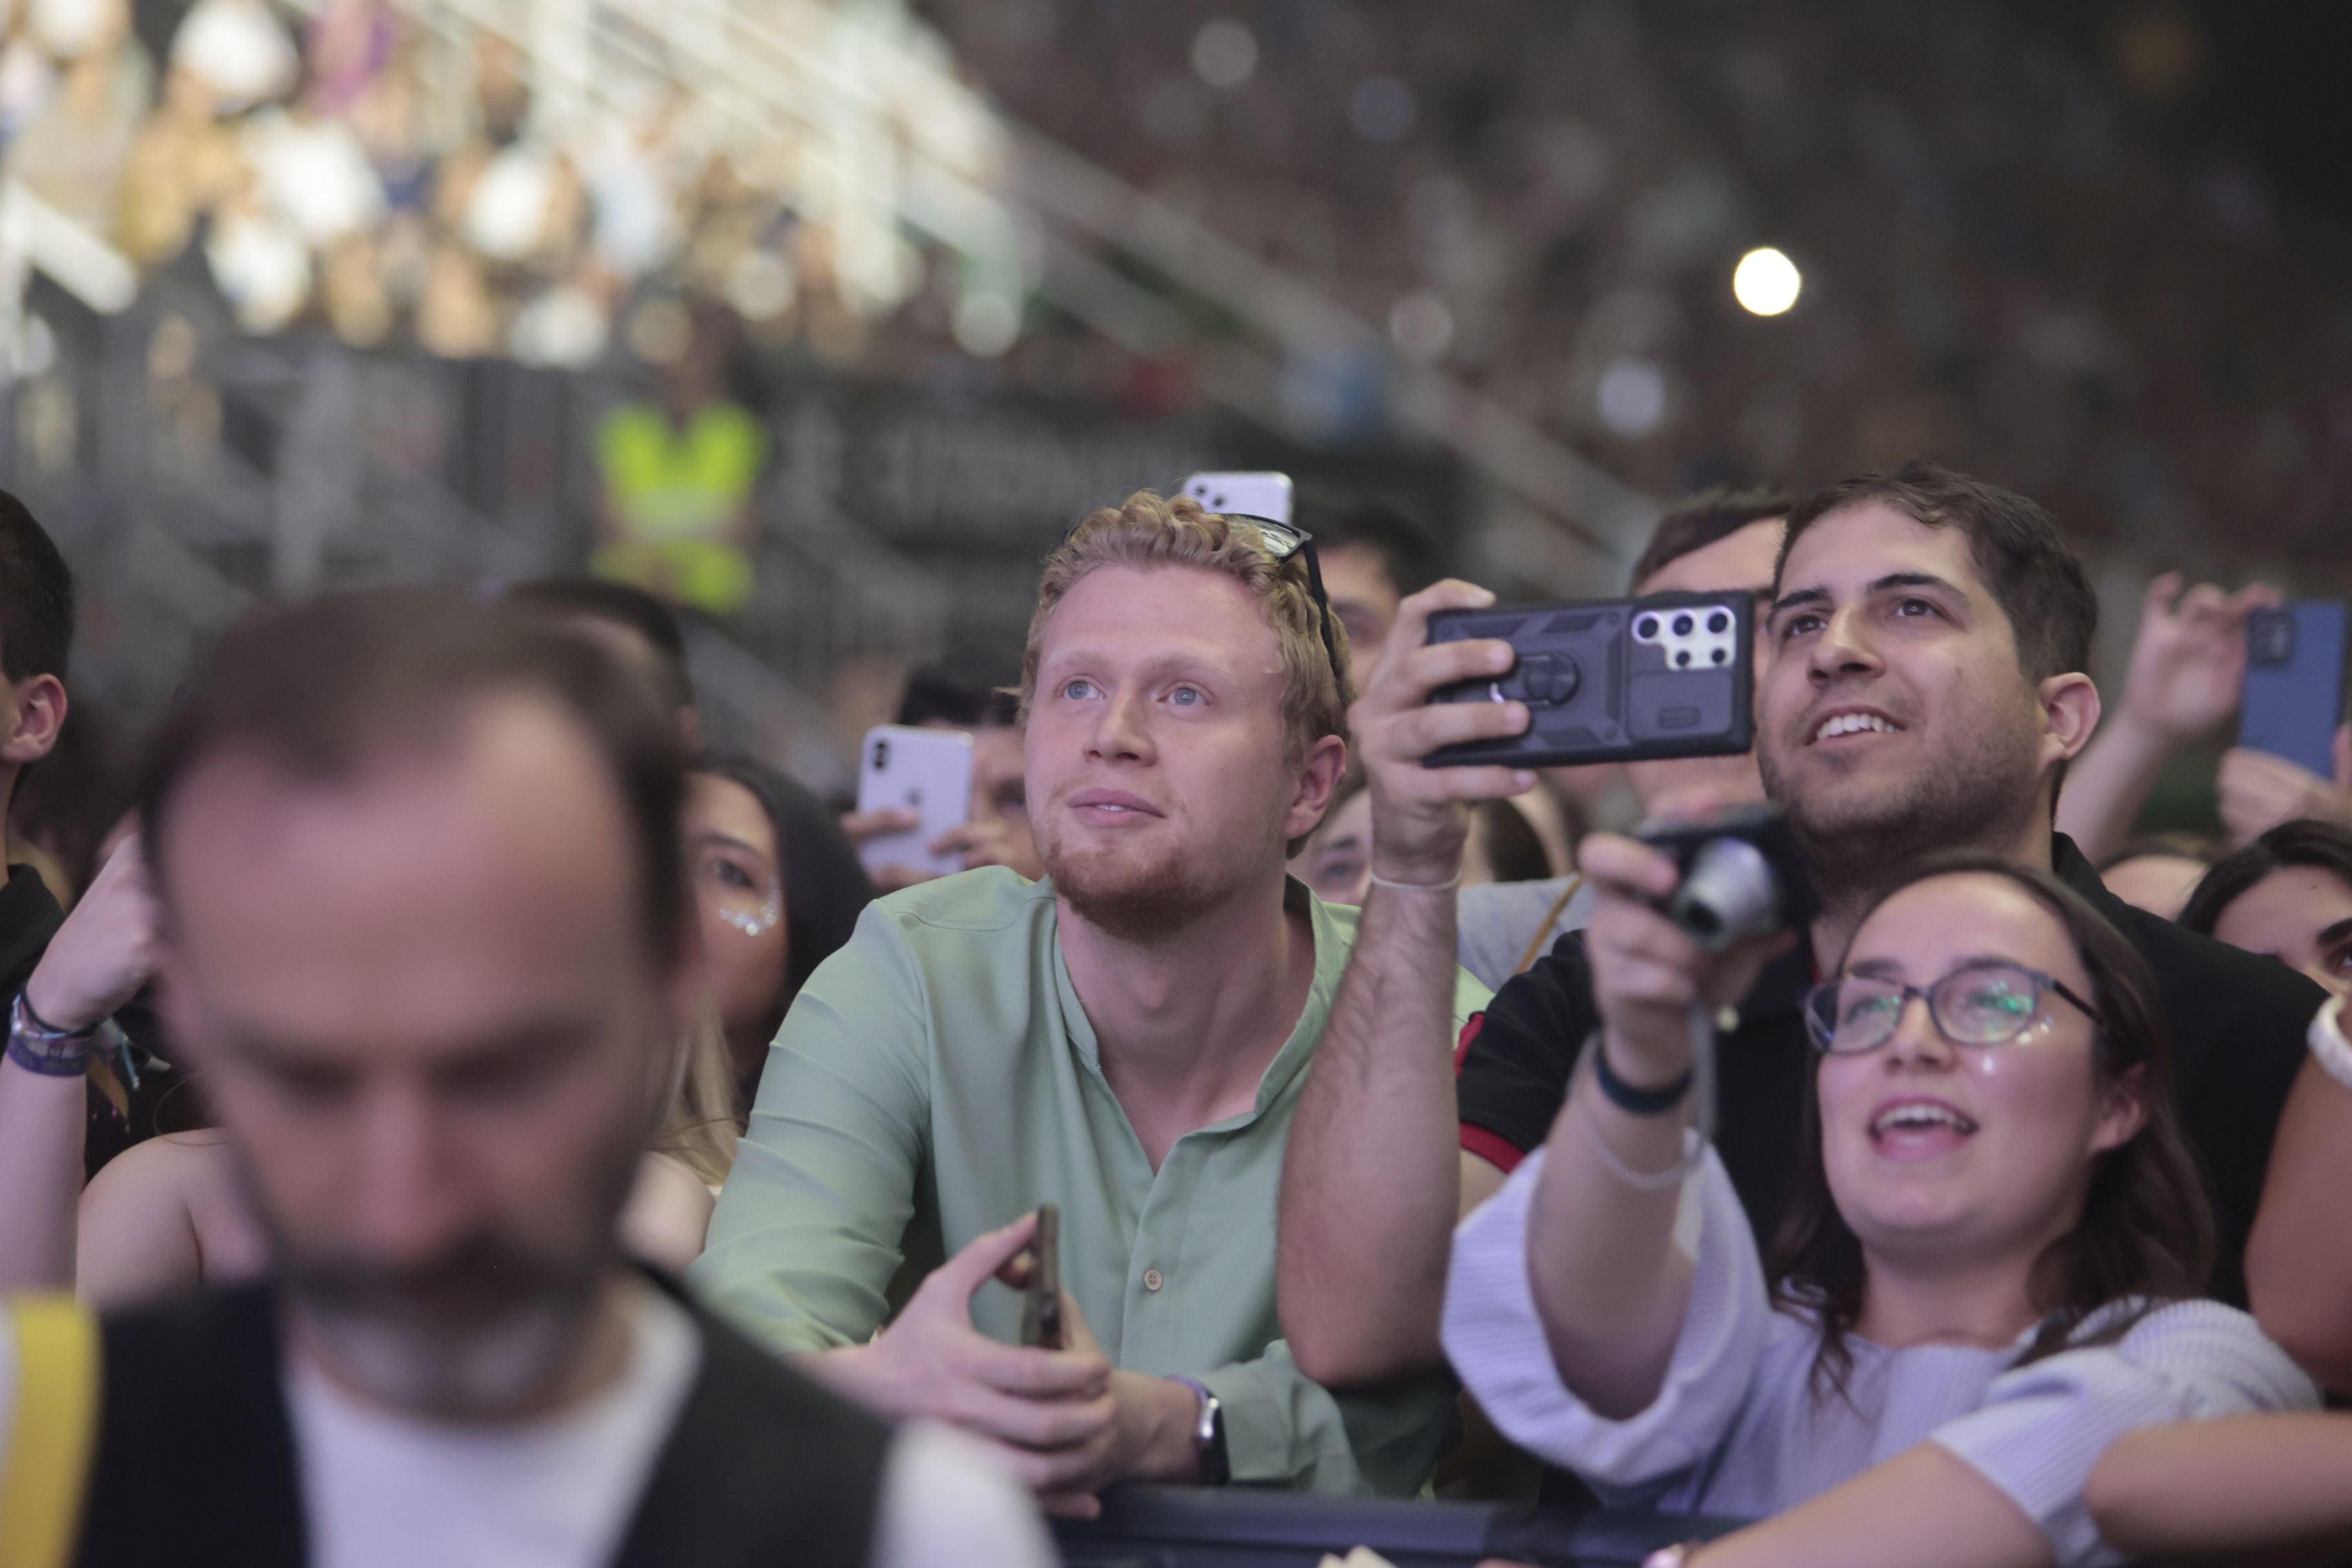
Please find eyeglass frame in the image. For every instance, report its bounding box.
[1218,514,1345,691]
[1801,957,2104,1056]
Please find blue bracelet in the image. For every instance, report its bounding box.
[1589,1034,1693,1115]
[7,991,96,1077]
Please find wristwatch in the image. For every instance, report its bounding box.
[7,990,97,1077]
[1166,1376,1230,1485]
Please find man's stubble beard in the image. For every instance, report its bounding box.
[1039,813,1269,946]
[1759,713,2044,910]
[246,1121,643,1422]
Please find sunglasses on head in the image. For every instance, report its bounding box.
[1219,514,1344,686]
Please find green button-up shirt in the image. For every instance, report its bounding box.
[691,868,1488,1495]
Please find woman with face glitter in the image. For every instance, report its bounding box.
[72,756,872,1298]
[680,756,874,1103]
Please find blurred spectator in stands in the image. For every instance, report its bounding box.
[170,0,293,113]
[593,306,766,618]
[115,64,239,266]
[695,493,1480,1505]
[10,694,131,907]
[2057,574,2277,866]
[1293,486,1440,674]
[1294,778,1551,910]
[1292,772,1370,904]
[415,237,500,357]
[504,572,701,744]
[2179,819,2352,995]
[11,587,1046,1566]
[5,0,145,236]
[300,0,393,118]
[1445,856,2313,1563]
[2095,832,2219,922]
[687,755,872,1095]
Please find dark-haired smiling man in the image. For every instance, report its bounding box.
[1280,459,2328,1389]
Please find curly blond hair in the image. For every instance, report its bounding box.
[1018,491,1353,766]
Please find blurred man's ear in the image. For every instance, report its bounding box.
[0,672,66,769]
[2039,671,2101,763]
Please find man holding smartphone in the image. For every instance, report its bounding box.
[1279,459,2329,1393]
[694,491,1485,1510]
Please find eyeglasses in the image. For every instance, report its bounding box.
[1221,516,1344,687]
[1803,958,2102,1055]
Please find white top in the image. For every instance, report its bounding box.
[0,1283,1051,1568]
[1444,1148,2319,1567]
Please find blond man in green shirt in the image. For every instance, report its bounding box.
[692,492,1485,1511]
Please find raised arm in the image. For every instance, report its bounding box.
[2086,1413,2352,1563]
[1522,834,1787,1418]
[2055,574,2273,864]
[0,836,161,1292]
[1278,580,1534,1389]
[2245,1005,2352,1394]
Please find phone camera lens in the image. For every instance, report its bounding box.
[1672,613,1695,636]
[1674,649,1692,668]
[1636,615,1660,639]
[1707,611,1730,634]
[1712,647,1729,664]
[872,740,890,769]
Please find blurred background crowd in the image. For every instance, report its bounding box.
[3,0,2349,822]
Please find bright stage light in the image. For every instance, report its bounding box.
[1732,247,1802,316]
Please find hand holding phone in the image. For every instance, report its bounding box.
[2239,601,2349,778]
[1019,1204,1064,1351]
[854,725,975,881]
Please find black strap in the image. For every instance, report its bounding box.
[1591,1034,1693,1116]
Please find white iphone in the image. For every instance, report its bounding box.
[1182,471,1293,525]
[856,725,975,879]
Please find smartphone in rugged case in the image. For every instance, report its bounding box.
[2240,600,2349,779]
[854,724,975,878]
[1424,591,1754,769]
[1021,1204,1064,1350]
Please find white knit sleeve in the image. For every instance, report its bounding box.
[1441,1144,1770,1496]
[1931,1300,2320,1568]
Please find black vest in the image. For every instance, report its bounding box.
[74,1277,894,1568]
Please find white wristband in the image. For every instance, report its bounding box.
[2310,994,2352,1092]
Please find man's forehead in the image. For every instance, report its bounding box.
[1778,502,1984,596]
[1041,564,1279,669]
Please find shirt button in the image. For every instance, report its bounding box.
[1142,1268,1165,1293]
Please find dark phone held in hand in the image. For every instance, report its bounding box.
[1021,1204,1064,1351]
[1422,591,1754,769]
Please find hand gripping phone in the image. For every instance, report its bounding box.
[2240,601,2349,778]
[1020,1204,1064,1350]
[1423,591,1754,769]
[855,725,975,879]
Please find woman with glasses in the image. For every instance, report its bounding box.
[1444,845,2316,1568]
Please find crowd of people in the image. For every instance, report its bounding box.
[1,445,2351,1565]
[0,0,1012,369]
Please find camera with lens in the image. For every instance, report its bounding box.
[1634,804,1815,952]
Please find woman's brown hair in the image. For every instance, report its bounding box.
[1766,852,2215,1400]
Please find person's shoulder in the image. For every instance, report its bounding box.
[876,866,1052,937]
[2108,897,2328,1026]
[2098,1299,2322,1404]
[680,1291,896,1449]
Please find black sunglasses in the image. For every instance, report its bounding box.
[1220,515,1344,685]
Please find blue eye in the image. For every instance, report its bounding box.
[1062,678,1097,700]
[1170,686,1203,707]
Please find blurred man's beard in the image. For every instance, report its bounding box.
[1759,718,2042,895]
[258,1148,639,1420]
[1041,824,1242,944]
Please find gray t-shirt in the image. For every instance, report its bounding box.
[1456,876,1597,991]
